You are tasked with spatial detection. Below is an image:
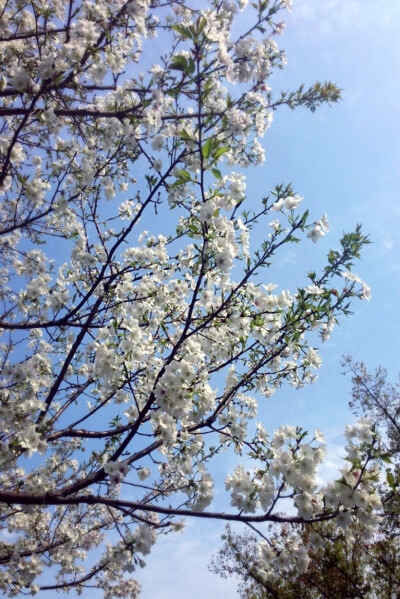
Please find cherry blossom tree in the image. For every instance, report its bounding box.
[0,0,379,596]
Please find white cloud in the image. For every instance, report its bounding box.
[316,441,346,487]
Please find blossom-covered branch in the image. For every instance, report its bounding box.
[0,0,376,597]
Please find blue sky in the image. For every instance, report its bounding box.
[137,2,400,598]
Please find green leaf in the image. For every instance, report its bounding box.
[170,178,190,188]
[170,55,189,73]
[386,471,395,488]
[175,169,192,181]
[179,129,195,141]
[202,138,213,159]
[172,24,194,40]
[211,168,222,179]
[188,57,195,74]
[386,470,396,489]
[213,146,229,160]
[196,16,207,35]
[380,454,392,464]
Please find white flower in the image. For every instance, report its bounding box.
[151,135,164,151]
[319,213,330,232]
[305,347,322,369]
[304,285,324,295]
[137,468,150,481]
[104,460,130,484]
[307,224,323,242]
[284,194,303,210]
[278,289,292,308]
[197,201,216,223]
[271,198,284,211]
[296,546,310,573]
[268,220,280,231]
[10,143,25,164]
[336,509,352,530]
[37,54,55,80]
[342,271,362,283]
[227,172,246,200]
[153,159,162,171]
[362,282,371,301]
[10,67,29,91]
[215,250,234,272]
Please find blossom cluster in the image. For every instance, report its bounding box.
[255,418,381,577]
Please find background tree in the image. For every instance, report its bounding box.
[0,0,378,596]
[211,360,400,598]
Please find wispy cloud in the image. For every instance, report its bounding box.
[139,521,239,599]
[290,0,400,39]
